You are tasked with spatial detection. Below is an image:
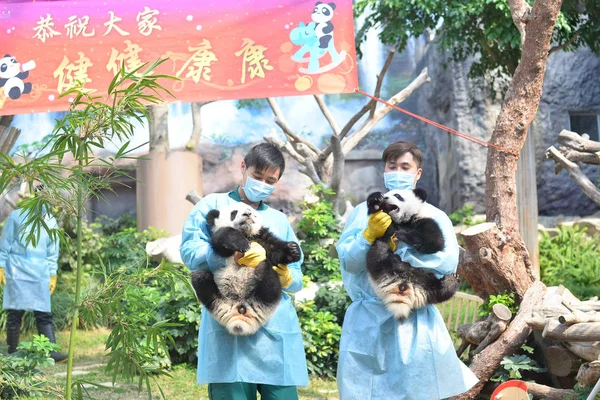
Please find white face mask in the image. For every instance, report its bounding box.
[242,175,276,202]
[384,171,416,191]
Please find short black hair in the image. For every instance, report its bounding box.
[244,143,286,179]
[382,141,423,169]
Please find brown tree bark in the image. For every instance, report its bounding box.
[462,0,565,301]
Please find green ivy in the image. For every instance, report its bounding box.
[297,185,342,283]
[313,284,351,325]
[297,300,342,378]
[539,225,600,299]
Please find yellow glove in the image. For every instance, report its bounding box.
[273,264,293,289]
[0,268,5,286]
[237,242,267,268]
[50,275,57,294]
[389,233,398,252]
[363,210,392,244]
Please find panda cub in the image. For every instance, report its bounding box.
[365,188,460,320]
[312,2,336,49]
[191,202,301,336]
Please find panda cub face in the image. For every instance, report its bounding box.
[380,188,428,224]
[312,2,336,23]
[209,202,263,238]
[0,56,19,79]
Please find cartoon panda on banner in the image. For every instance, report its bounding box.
[191,203,301,336]
[311,2,336,49]
[0,55,36,100]
[365,188,460,320]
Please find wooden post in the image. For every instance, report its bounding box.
[516,129,540,278]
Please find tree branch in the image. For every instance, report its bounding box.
[371,48,396,118]
[267,98,321,157]
[314,95,340,136]
[187,101,211,152]
[264,134,306,164]
[318,49,397,164]
[557,129,600,152]
[549,31,581,55]
[546,146,600,207]
[559,147,600,166]
[340,68,430,156]
[330,134,344,213]
[300,157,322,186]
[508,0,532,45]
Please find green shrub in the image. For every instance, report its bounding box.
[297,185,342,283]
[0,335,62,399]
[313,284,351,325]
[297,300,342,379]
[155,274,201,365]
[539,225,600,299]
[478,290,518,318]
[449,204,475,226]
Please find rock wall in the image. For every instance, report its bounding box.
[418,44,600,216]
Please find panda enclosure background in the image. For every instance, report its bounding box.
[2,33,600,234]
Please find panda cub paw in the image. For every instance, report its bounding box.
[281,241,301,264]
[367,191,385,215]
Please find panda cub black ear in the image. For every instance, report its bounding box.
[328,2,336,9]
[206,209,220,227]
[413,188,428,202]
[230,209,238,221]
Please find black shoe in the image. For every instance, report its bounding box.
[36,321,68,363]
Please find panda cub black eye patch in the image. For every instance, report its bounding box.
[1,65,6,72]
[394,194,404,202]
[230,210,238,221]
[323,9,330,15]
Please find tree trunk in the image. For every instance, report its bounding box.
[461,0,564,303]
[576,361,600,387]
[0,116,20,155]
[450,281,546,400]
[148,103,170,153]
[187,102,208,152]
[525,382,574,400]
[545,345,582,377]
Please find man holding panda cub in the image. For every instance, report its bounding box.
[180,143,308,400]
[336,141,478,399]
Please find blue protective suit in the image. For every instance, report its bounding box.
[336,201,478,400]
[0,209,59,313]
[180,190,309,386]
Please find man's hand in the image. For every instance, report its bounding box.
[273,264,293,288]
[363,211,392,244]
[236,242,267,268]
[0,267,5,286]
[50,275,57,294]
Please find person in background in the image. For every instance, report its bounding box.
[336,141,478,399]
[0,183,67,362]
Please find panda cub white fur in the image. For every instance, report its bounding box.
[366,188,460,320]
[191,203,301,336]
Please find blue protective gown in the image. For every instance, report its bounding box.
[0,209,59,313]
[180,190,309,386]
[336,201,478,400]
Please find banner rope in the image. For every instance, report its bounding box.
[354,88,520,158]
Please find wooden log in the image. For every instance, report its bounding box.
[546,146,600,207]
[186,190,202,205]
[525,381,574,400]
[459,222,534,299]
[545,345,582,377]
[542,320,600,342]
[526,315,548,330]
[559,313,600,324]
[563,341,600,362]
[576,360,600,387]
[558,284,582,305]
[450,281,546,400]
[557,129,600,153]
[457,304,512,356]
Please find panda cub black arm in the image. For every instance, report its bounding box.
[0,78,6,88]
[17,71,29,79]
[252,227,301,266]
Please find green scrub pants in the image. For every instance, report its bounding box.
[208,382,299,400]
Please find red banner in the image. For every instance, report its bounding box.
[0,0,357,116]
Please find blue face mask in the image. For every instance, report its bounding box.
[242,176,276,202]
[384,171,416,191]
